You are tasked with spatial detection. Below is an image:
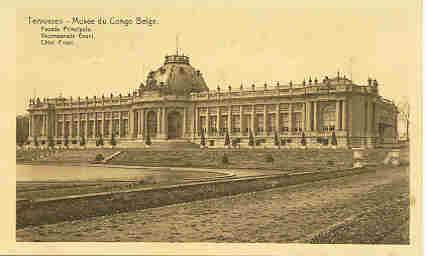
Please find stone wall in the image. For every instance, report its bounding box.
[17,167,371,228]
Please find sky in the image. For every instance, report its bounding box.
[16,4,421,114]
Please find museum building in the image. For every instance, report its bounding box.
[27,52,399,148]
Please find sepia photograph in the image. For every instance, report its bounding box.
[6,1,422,255]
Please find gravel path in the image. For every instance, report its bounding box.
[16,166,409,243]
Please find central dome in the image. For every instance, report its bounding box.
[141,54,209,96]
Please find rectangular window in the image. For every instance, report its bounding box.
[280,113,289,132]
[72,121,78,137]
[112,120,119,136]
[80,121,85,137]
[268,113,276,133]
[88,121,94,138]
[232,115,240,133]
[57,122,63,137]
[64,121,70,137]
[256,114,264,134]
[96,120,102,137]
[294,113,303,131]
[104,120,110,136]
[199,116,206,135]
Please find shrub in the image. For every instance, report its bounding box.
[224,131,230,147]
[145,131,152,146]
[331,131,338,146]
[265,154,274,163]
[64,136,69,148]
[301,132,306,146]
[110,133,117,147]
[33,136,39,147]
[95,153,104,161]
[232,138,240,148]
[274,131,280,146]
[248,130,255,147]
[200,129,206,147]
[221,153,229,165]
[72,139,77,145]
[323,137,329,146]
[80,136,86,147]
[280,138,287,146]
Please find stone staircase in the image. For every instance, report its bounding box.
[145,139,200,150]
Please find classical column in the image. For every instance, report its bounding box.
[276,104,280,133]
[366,100,372,135]
[140,109,145,138]
[342,100,347,131]
[92,113,96,138]
[41,114,45,137]
[119,111,122,138]
[62,114,65,138]
[239,105,243,135]
[206,107,210,136]
[305,102,311,131]
[251,105,255,134]
[77,114,80,138]
[157,108,161,138]
[85,113,89,138]
[129,110,134,138]
[216,107,221,136]
[313,101,318,131]
[288,103,293,132]
[335,101,341,131]
[195,107,199,136]
[101,112,105,137]
[228,106,232,134]
[183,108,187,137]
[109,112,113,136]
[263,105,267,135]
[28,114,32,138]
[162,107,167,137]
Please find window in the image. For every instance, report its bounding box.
[280,113,289,132]
[256,114,264,134]
[267,113,276,133]
[294,113,303,131]
[320,104,336,131]
[88,121,94,137]
[104,120,110,136]
[72,121,78,137]
[57,122,63,137]
[232,115,240,133]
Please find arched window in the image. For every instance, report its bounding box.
[320,104,336,131]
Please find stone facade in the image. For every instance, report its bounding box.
[27,53,398,149]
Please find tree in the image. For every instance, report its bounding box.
[64,135,69,149]
[110,133,117,148]
[221,153,229,165]
[99,135,104,147]
[331,131,338,146]
[224,131,230,147]
[48,136,55,149]
[301,132,306,147]
[80,136,86,148]
[200,129,206,148]
[274,130,280,148]
[248,130,255,147]
[145,130,152,146]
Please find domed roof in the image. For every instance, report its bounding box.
[141,54,208,96]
